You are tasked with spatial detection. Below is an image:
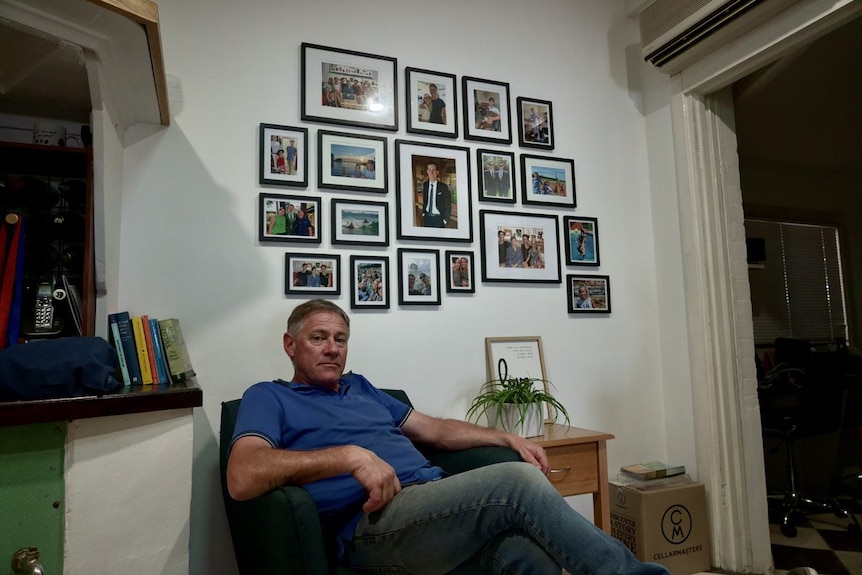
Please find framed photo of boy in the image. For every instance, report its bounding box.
[563,216,600,266]
[301,43,398,131]
[260,124,308,187]
[318,130,388,193]
[478,210,561,283]
[517,97,554,150]
[284,253,341,296]
[445,250,475,293]
[259,193,321,244]
[405,67,458,138]
[395,140,473,242]
[331,198,389,247]
[476,149,515,204]
[521,154,576,208]
[350,255,389,310]
[462,76,512,144]
[397,248,441,306]
[566,274,611,313]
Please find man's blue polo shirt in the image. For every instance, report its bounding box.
[230,372,445,550]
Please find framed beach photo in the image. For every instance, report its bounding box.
[259,193,321,244]
[462,76,511,144]
[476,149,515,204]
[405,67,458,138]
[318,130,388,193]
[259,124,308,187]
[517,97,554,150]
[331,198,389,246]
[478,210,561,283]
[301,43,398,131]
[521,154,576,208]
[566,274,611,313]
[350,255,389,310]
[397,248,441,306]
[445,250,475,293]
[284,253,341,296]
[563,216,600,266]
[395,140,472,242]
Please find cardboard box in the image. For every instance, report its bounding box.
[609,480,711,574]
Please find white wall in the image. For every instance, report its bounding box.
[112,1,686,573]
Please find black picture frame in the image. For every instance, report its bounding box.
[331,198,389,247]
[259,124,308,187]
[476,148,516,204]
[259,193,321,244]
[318,130,388,193]
[284,253,342,296]
[566,274,611,313]
[462,76,512,144]
[405,67,458,138]
[397,248,441,305]
[444,250,476,293]
[520,154,576,209]
[350,255,390,309]
[563,216,600,266]
[516,97,554,150]
[478,210,561,284]
[301,43,398,131]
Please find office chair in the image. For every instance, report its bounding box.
[760,338,862,537]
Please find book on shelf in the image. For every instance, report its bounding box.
[131,315,154,384]
[148,317,170,384]
[619,461,686,481]
[140,314,161,384]
[159,317,196,383]
[107,311,142,385]
[108,314,131,386]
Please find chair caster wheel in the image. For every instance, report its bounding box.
[781,523,798,538]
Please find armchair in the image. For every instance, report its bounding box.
[219,388,522,575]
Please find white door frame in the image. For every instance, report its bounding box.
[669,1,862,572]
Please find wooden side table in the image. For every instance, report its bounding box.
[532,424,615,533]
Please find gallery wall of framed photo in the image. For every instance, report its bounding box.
[259,41,610,315]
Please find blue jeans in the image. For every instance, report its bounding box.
[345,462,670,575]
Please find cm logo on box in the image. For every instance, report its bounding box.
[660,504,692,544]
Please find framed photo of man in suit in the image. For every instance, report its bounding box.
[395,140,472,242]
[476,149,515,204]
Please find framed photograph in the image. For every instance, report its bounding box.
[462,76,511,144]
[563,216,600,266]
[485,335,552,421]
[350,255,389,309]
[259,193,321,244]
[445,251,475,293]
[397,248,441,306]
[405,67,457,138]
[301,42,398,131]
[259,124,308,187]
[331,198,389,246]
[521,154,576,208]
[318,130,388,193]
[284,253,341,295]
[517,97,554,150]
[395,140,472,242]
[476,149,515,204]
[478,210,561,283]
[567,274,611,313]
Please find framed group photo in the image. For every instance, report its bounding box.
[478,210,561,283]
[521,154,576,208]
[301,43,398,131]
[476,149,515,204]
[445,250,475,293]
[405,67,458,138]
[350,255,389,309]
[318,130,388,193]
[517,97,554,150]
[259,124,308,187]
[397,248,441,305]
[563,216,600,266]
[462,76,512,144]
[284,253,341,295]
[259,193,321,244]
[331,198,389,247]
[395,140,473,242]
[566,274,611,313]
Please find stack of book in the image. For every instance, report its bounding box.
[617,461,689,489]
[107,312,195,386]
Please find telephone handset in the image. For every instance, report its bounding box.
[34,282,55,331]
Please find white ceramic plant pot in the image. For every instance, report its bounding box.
[487,402,544,438]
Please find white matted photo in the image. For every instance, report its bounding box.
[405,67,458,138]
[318,130,388,193]
[478,210,561,283]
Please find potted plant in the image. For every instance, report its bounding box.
[466,358,570,438]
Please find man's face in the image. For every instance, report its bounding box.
[426,164,439,182]
[283,311,348,389]
[287,205,295,213]
[321,265,327,273]
[430,84,438,100]
[498,231,505,244]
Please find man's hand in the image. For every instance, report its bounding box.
[507,436,550,476]
[348,446,402,512]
